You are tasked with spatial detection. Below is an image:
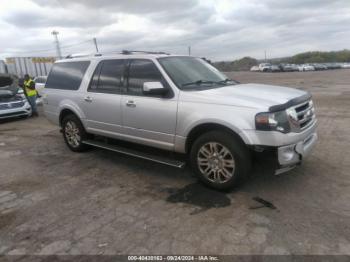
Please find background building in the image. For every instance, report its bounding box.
[4,57,56,78]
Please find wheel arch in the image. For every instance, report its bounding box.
[59,108,83,127]
[185,122,248,153]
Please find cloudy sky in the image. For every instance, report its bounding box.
[1,0,349,61]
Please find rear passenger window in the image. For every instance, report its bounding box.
[127,60,163,96]
[45,61,90,90]
[89,60,124,94]
[35,77,45,84]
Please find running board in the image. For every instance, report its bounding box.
[82,139,186,168]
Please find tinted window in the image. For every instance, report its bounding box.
[35,77,46,84]
[89,60,124,93]
[89,62,102,91]
[45,61,90,90]
[127,60,163,96]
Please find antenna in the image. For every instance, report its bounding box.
[93,38,99,53]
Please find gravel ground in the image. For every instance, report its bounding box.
[0,69,349,256]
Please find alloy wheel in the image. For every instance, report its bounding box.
[197,142,235,183]
[64,120,81,148]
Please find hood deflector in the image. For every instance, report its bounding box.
[269,93,312,112]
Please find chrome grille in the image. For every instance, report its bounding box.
[287,100,316,132]
[0,101,25,110]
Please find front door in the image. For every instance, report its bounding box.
[122,59,177,151]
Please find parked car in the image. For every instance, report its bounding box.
[325,63,342,70]
[0,74,32,120]
[279,64,299,72]
[341,63,350,69]
[312,64,327,71]
[34,75,47,96]
[258,63,272,72]
[291,64,300,71]
[270,65,281,72]
[250,66,260,72]
[43,53,317,190]
[298,64,315,71]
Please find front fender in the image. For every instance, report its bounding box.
[176,102,258,146]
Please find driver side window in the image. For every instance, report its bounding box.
[127,59,166,96]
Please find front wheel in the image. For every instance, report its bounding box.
[62,114,89,152]
[190,131,251,190]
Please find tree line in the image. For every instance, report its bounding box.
[213,49,350,71]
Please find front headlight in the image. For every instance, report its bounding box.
[255,111,290,133]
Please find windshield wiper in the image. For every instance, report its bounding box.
[181,80,215,87]
[216,78,240,85]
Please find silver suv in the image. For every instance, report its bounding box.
[43,52,317,190]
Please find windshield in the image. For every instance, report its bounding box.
[158,56,237,90]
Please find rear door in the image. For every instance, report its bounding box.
[121,59,177,150]
[81,59,125,135]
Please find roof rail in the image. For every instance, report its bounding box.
[65,53,101,59]
[64,51,170,59]
[121,50,170,55]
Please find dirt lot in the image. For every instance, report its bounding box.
[0,70,349,256]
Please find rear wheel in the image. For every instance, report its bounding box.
[62,114,89,152]
[190,131,251,190]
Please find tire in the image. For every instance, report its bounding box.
[190,131,251,190]
[62,114,89,152]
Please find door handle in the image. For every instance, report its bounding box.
[84,96,93,102]
[126,100,136,107]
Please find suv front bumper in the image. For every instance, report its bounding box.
[0,101,32,119]
[275,131,318,174]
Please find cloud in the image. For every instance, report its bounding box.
[31,0,198,14]
[1,0,350,61]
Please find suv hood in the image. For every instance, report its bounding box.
[179,83,307,111]
[0,75,19,99]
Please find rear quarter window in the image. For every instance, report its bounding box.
[45,61,90,90]
[35,77,47,84]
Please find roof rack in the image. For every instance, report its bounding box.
[65,53,102,59]
[121,50,170,55]
[64,50,170,59]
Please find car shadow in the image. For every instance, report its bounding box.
[90,145,284,192]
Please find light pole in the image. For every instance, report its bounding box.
[51,30,62,59]
[93,37,99,53]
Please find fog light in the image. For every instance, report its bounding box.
[280,146,295,162]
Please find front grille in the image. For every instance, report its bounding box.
[0,104,9,110]
[0,101,25,110]
[11,101,25,108]
[293,100,316,131]
[0,111,28,118]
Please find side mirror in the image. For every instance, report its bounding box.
[143,82,167,95]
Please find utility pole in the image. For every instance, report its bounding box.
[188,46,191,56]
[51,30,62,59]
[264,50,267,62]
[93,37,99,53]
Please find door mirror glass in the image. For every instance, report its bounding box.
[143,81,167,95]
